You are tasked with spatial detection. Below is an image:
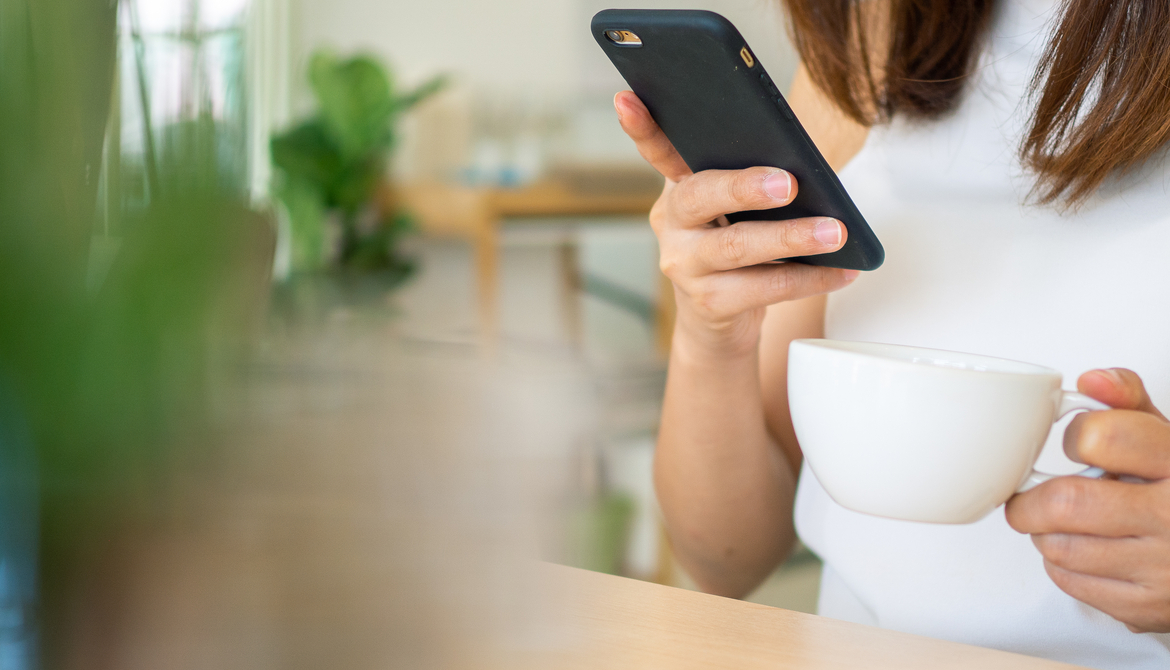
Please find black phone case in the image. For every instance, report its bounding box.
[591,9,884,270]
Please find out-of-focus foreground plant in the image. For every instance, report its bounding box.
[0,0,266,665]
[271,50,445,275]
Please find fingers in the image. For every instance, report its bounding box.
[678,263,858,322]
[1040,562,1170,632]
[1077,368,1166,419]
[1017,377,1170,635]
[615,91,692,182]
[655,167,798,231]
[1064,408,1170,479]
[616,90,802,227]
[616,87,858,339]
[688,217,846,273]
[1005,476,1158,537]
[1031,533,1158,582]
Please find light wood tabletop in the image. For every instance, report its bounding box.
[537,562,1088,670]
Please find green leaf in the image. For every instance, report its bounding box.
[393,74,449,113]
[270,119,341,190]
[275,178,328,271]
[329,154,385,213]
[308,50,395,160]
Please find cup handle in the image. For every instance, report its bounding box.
[1016,391,1109,493]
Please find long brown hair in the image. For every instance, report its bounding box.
[781,0,1170,206]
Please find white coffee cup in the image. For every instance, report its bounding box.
[787,339,1107,524]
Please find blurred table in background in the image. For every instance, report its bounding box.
[538,563,1088,670]
[394,170,673,350]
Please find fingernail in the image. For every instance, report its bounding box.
[842,269,860,282]
[814,218,842,246]
[763,171,791,201]
[613,95,625,123]
[1100,368,1124,385]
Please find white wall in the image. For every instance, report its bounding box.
[293,0,795,96]
[292,0,578,104]
[289,0,798,176]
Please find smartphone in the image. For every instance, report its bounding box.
[592,9,884,271]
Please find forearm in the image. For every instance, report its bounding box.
[613,78,853,599]
[655,321,798,598]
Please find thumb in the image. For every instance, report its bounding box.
[1077,368,1166,419]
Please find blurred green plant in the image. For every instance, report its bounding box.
[568,493,635,576]
[271,50,445,275]
[0,0,266,664]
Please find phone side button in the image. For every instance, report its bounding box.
[760,74,779,96]
[775,98,794,121]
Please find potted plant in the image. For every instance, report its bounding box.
[271,50,445,278]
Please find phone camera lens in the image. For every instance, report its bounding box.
[604,29,642,46]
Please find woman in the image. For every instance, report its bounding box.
[614,0,1170,667]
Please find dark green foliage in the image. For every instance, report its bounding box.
[0,1,261,663]
[271,50,445,272]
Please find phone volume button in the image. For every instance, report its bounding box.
[776,98,794,121]
[759,73,778,96]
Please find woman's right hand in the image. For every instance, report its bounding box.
[615,91,859,356]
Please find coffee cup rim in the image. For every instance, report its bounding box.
[791,339,1061,378]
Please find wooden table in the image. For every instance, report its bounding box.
[395,179,674,349]
[535,562,1088,669]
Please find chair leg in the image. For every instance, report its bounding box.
[557,240,582,349]
[475,218,500,351]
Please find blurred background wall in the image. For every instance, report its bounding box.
[285,0,797,181]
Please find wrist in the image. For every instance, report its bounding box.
[670,308,762,367]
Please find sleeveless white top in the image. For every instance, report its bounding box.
[792,0,1170,667]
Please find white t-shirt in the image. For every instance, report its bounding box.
[792,1,1170,667]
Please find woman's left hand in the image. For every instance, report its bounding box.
[1006,368,1170,633]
